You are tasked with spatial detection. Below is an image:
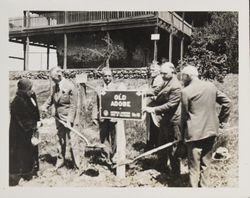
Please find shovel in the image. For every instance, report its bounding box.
[114,140,180,168]
[55,117,105,149]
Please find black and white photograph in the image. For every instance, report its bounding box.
[0,0,250,197]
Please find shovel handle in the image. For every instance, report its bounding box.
[114,140,179,168]
[55,118,90,145]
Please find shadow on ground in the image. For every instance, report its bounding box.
[154,173,190,187]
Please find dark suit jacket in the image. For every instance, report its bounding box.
[150,76,182,125]
[43,78,77,124]
[181,78,231,142]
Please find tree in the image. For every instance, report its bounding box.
[181,12,238,82]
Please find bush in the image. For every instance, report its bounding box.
[180,12,238,82]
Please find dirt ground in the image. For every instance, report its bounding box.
[16,117,237,187]
[17,117,190,187]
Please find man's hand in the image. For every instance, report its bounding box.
[110,119,117,123]
[37,121,43,128]
[92,119,99,126]
[40,105,48,113]
[219,122,229,129]
[66,121,73,129]
[143,107,155,113]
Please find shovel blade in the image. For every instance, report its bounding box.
[113,159,134,168]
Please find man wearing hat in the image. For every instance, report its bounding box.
[181,65,231,187]
[144,62,182,175]
[41,67,79,169]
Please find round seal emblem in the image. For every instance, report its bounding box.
[103,110,109,116]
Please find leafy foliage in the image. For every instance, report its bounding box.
[181,12,238,82]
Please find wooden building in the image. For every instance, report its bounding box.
[9,11,193,70]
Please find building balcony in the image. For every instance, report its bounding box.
[9,11,192,37]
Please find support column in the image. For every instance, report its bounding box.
[153,26,158,62]
[65,11,69,24]
[63,33,67,69]
[23,36,30,71]
[169,33,173,63]
[23,11,26,27]
[47,44,50,70]
[169,13,173,62]
[27,11,30,27]
[23,11,30,28]
[63,11,69,69]
[180,37,184,64]
[180,12,185,65]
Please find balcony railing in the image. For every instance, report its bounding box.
[9,11,192,36]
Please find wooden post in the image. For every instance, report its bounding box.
[47,44,50,70]
[153,26,158,62]
[82,84,87,113]
[23,11,26,28]
[169,33,173,62]
[23,11,30,27]
[116,120,126,178]
[63,33,67,69]
[23,36,29,71]
[65,11,68,24]
[180,37,184,64]
[180,12,185,64]
[23,41,26,71]
[169,13,173,62]
[27,11,30,27]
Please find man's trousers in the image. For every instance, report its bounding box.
[187,136,216,187]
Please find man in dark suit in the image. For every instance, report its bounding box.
[181,65,231,187]
[41,67,79,169]
[144,62,182,175]
[91,68,117,166]
[146,61,164,150]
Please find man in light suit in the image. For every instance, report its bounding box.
[181,65,231,187]
[144,62,182,175]
[41,66,79,169]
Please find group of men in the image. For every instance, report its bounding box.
[40,62,231,187]
[144,61,231,187]
[40,67,118,169]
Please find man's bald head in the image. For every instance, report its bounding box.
[102,67,113,85]
[50,66,63,83]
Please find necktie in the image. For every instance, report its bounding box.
[55,83,60,92]
[151,77,155,86]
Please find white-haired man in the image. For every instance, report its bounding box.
[181,65,231,187]
[144,62,182,175]
[41,66,79,169]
